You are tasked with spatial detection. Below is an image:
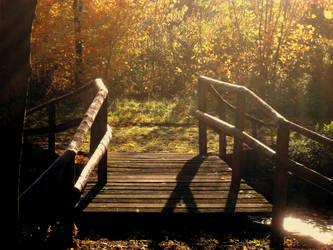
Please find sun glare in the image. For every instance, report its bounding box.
[284,217,333,245]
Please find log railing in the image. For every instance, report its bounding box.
[20,78,112,245]
[195,76,333,248]
[24,82,94,157]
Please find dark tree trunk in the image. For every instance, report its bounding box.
[0,0,37,243]
[73,0,83,87]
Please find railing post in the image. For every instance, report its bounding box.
[232,90,245,182]
[64,151,75,247]
[48,103,56,158]
[90,96,108,186]
[271,123,289,248]
[217,101,227,160]
[198,77,208,155]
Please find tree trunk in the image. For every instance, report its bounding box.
[0,0,37,243]
[73,0,83,87]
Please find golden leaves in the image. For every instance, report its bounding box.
[324,10,333,19]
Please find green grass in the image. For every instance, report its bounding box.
[108,97,196,126]
[109,125,234,153]
[107,97,236,153]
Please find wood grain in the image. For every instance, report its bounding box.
[77,152,272,214]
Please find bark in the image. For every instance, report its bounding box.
[0,0,37,243]
[73,0,83,87]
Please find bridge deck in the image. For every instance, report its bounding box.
[77,152,272,213]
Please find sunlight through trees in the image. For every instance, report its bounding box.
[30,0,333,117]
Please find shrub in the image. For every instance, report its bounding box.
[288,121,333,207]
[289,121,333,179]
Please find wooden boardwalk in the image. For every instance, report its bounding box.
[77,152,272,214]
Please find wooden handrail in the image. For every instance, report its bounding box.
[20,78,110,197]
[26,82,94,115]
[19,150,76,201]
[208,83,268,127]
[20,78,111,244]
[283,119,333,147]
[197,75,333,247]
[194,110,333,194]
[19,78,112,239]
[67,79,108,154]
[74,125,112,193]
[200,75,333,146]
[24,118,82,136]
[201,76,285,123]
[194,110,275,159]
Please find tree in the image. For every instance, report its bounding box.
[73,0,83,87]
[0,0,37,243]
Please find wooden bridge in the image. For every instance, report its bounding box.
[77,152,271,214]
[20,77,333,248]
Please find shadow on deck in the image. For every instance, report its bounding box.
[76,152,272,214]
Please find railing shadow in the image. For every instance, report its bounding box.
[162,155,204,213]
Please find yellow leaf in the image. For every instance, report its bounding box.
[324,10,332,20]
[239,190,244,194]
[176,67,182,73]
[220,176,225,180]
[73,223,78,236]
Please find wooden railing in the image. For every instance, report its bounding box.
[195,76,333,247]
[24,82,94,157]
[19,79,112,245]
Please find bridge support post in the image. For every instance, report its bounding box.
[90,93,108,186]
[198,77,207,155]
[217,102,227,160]
[232,90,245,182]
[48,103,56,158]
[271,123,289,248]
[64,151,75,247]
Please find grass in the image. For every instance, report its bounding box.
[107,97,236,153]
[109,125,235,153]
[108,97,196,126]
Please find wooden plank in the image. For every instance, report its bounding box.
[86,202,272,209]
[83,186,253,192]
[106,168,231,173]
[83,207,271,213]
[78,152,272,214]
[87,192,260,198]
[84,183,251,190]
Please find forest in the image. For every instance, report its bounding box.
[30,0,333,119]
[2,0,332,248]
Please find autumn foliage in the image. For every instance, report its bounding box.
[30,0,333,118]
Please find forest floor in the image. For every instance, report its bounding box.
[21,98,333,249]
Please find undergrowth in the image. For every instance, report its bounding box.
[108,97,196,126]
